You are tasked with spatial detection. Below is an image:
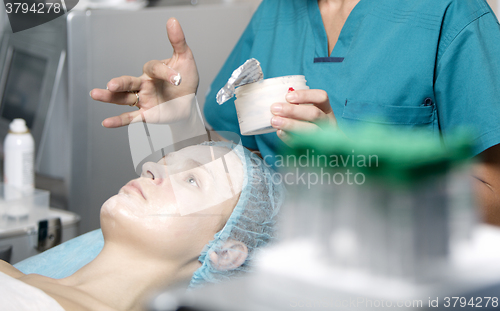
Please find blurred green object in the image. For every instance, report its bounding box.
[282,125,474,184]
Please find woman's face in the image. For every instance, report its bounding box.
[100,145,244,263]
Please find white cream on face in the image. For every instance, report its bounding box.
[100,145,244,262]
[101,145,243,224]
[157,145,243,216]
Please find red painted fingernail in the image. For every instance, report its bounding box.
[288,87,295,93]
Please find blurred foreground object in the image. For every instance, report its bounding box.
[279,126,475,280]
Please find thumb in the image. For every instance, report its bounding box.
[167,18,189,56]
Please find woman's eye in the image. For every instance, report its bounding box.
[187,176,199,187]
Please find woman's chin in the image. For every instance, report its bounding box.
[101,195,120,217]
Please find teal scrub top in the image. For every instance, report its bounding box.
[203,0,500,166]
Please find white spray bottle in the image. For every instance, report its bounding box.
[3,118,34,207]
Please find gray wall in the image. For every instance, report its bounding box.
[487,0,498,14]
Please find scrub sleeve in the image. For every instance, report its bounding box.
[204,0,500,166]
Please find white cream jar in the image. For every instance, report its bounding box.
[234,75,309,136]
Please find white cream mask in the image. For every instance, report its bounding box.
[169,150,242,216]
[149,145,243,217]
[101,146,244,233]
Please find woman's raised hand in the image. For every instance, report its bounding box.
[90,18,199,128]
[270,89,338,145]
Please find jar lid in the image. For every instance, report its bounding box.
[216,58,264,105]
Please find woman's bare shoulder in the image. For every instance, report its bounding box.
[21,276,118,311]
[46,289,118,311]
[0,259,24,278]
[0,262,117,311]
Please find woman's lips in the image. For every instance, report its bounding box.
[123,181,146,200]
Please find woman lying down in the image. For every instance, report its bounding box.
[0,141,285,311]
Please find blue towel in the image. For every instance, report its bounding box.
[14,229,104,278]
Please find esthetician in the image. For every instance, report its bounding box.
[90,0,500,224]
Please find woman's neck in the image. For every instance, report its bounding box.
[318,0,361,56]
[58,243,200,310]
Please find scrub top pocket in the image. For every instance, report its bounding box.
[341,100,437,134]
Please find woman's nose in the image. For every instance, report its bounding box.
[141,162,169,184]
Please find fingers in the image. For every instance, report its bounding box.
[90,88,139,106]
[271,89,338,132]
[106,76,142,92]
[143,60,181,85]
[271,102,329,124]
[90,75,142,105]
[271,115,318,133]
[167,18,189,56]
[102,110,142,128]
[270,89,338,144]
[285,89,332,114]
[276,130,294,147]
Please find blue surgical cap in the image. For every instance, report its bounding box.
[189,141,286,287]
